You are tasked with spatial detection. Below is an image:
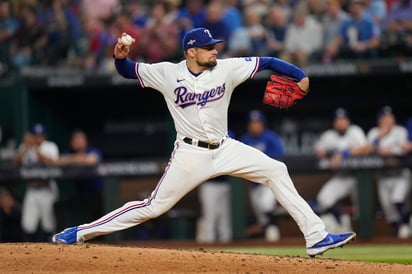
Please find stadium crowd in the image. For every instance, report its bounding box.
[0,0,412,77]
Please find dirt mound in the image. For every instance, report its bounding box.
[1,243,410,273]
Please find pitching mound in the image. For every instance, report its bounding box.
[1,243,411,273]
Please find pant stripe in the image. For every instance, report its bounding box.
[77,143,179,232]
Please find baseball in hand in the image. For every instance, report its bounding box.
[120,34,134,46]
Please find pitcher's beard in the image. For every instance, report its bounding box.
[197,59,217,68]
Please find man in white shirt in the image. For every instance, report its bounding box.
[361,106,411,238]
[13,123,59,241]
[311,108,367,233]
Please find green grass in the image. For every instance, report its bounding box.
[208,245,412,265]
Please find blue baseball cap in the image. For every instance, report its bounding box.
[333,107,349,119]
[31,123,47,135]
[182,27,223,51]
[248,110,267,123]
[376,105,393,118]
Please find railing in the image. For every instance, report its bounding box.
[1,155,409,181]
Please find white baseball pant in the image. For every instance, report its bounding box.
[76,137,326,247]
[197,180,232,243]
[377,169,411,223]
[21,181,58,234]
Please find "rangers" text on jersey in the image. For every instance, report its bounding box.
[174,83,226,108]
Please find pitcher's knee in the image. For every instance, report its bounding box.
[270,160,288,175]
[149,203,170,218]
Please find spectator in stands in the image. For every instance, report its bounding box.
[357,106,411,238]
[0,187,23,242]
[11,0,39,19]
[362,0,387,30]
[81,0,120,23]
[37,0,83,66]
[82,18,109,72]
[306,0,327,23]
[111,12,141,61]
[125,0,148,28]
[265,4,288,58]
[163,0,181,25]
[324,0,380,61]
[311,108,367,234]
[53,129,104,233]
[177,0,206,30]
[200,0,232,56]
[280,5,323,65]
[10,6,48,69]
[0,0,18,76]
[321,0,349,63]
[240,110,284,242]
[242,0,271,18]
[139,2,180,62]
[228,6,268,57]
[273,0,294,21]
[221,0,244,33]
[13,124,59,242]
[385,0,400,11]
[382,0,412,57]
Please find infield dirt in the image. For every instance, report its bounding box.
[1,243,411,273]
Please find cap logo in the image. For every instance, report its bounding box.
[204,29,212,38]
[187,39,196,45]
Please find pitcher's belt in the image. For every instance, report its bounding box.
[183,137,223,150]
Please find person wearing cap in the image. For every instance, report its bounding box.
[311,107,367,233]
[13,124,59,242]
[358,106,411,238]
[53,27,357,258]
[240,110,284,242]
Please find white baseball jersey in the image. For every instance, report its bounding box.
[136,57,259,141]
[314,125,366,223]
[19,141,59,165]
[315,125,367,153]
[367,124,411,224]
[366,125,408,155]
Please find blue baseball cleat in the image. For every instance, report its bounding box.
[52,227,78,245]
[307,232,356,257]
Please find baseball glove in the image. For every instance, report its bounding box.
[263,74,308,109]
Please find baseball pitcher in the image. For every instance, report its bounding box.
[52,28,355,256]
